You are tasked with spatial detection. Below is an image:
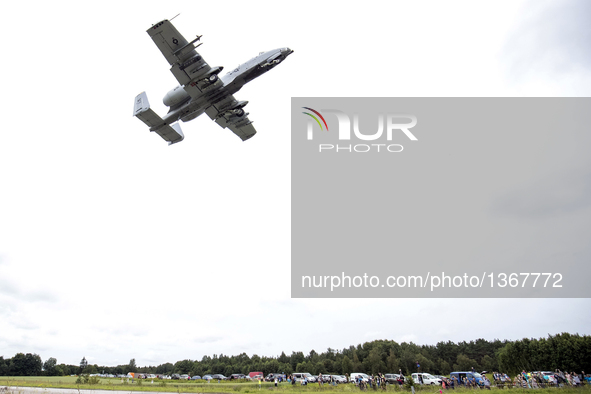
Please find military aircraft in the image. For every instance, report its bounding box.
[133,19,293,145]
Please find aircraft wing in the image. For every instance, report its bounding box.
[147,20,219,98]
[205,96,257,141]
[133,92,184,145]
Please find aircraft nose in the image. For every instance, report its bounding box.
[282,47,294,56]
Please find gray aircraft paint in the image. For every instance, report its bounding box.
[134,19,293,145]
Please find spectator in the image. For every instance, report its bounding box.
[397,375,404,387]
[558,370,566,380]
[573,372,581,387]
[482,374,491,390]
[536,372,545,388]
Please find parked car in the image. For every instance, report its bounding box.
[247,372,264,380]
[190,375,202,380]
[385,374,407,384]
[202,375,213,380]
[212,374,227,381]
[450,372,483,386]
[229,374,245,380]
[171,374,181,380]
[332,375,347,384]
[411,373,442,385]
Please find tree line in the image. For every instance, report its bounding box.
[1,333,589,377]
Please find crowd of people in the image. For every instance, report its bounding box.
[494,370,587,389]
[418,370,588,390]
[281,369,589,390]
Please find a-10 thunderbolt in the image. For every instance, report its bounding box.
[133,19,293,145]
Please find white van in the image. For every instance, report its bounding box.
[292,373,313,383]
[411,373,442,385]
[350,373,369,382]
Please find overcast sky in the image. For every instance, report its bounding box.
[0,0,590,368]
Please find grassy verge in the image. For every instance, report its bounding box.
[1,378,589,394]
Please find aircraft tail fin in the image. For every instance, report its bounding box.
[133,92,184,145]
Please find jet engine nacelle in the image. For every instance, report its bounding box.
[163,86,190,107]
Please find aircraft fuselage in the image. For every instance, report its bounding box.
[162,48,293,125]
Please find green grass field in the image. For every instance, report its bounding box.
[1,377,589,394]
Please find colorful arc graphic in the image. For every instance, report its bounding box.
[302,112,323,130]
[302,107,329,131]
